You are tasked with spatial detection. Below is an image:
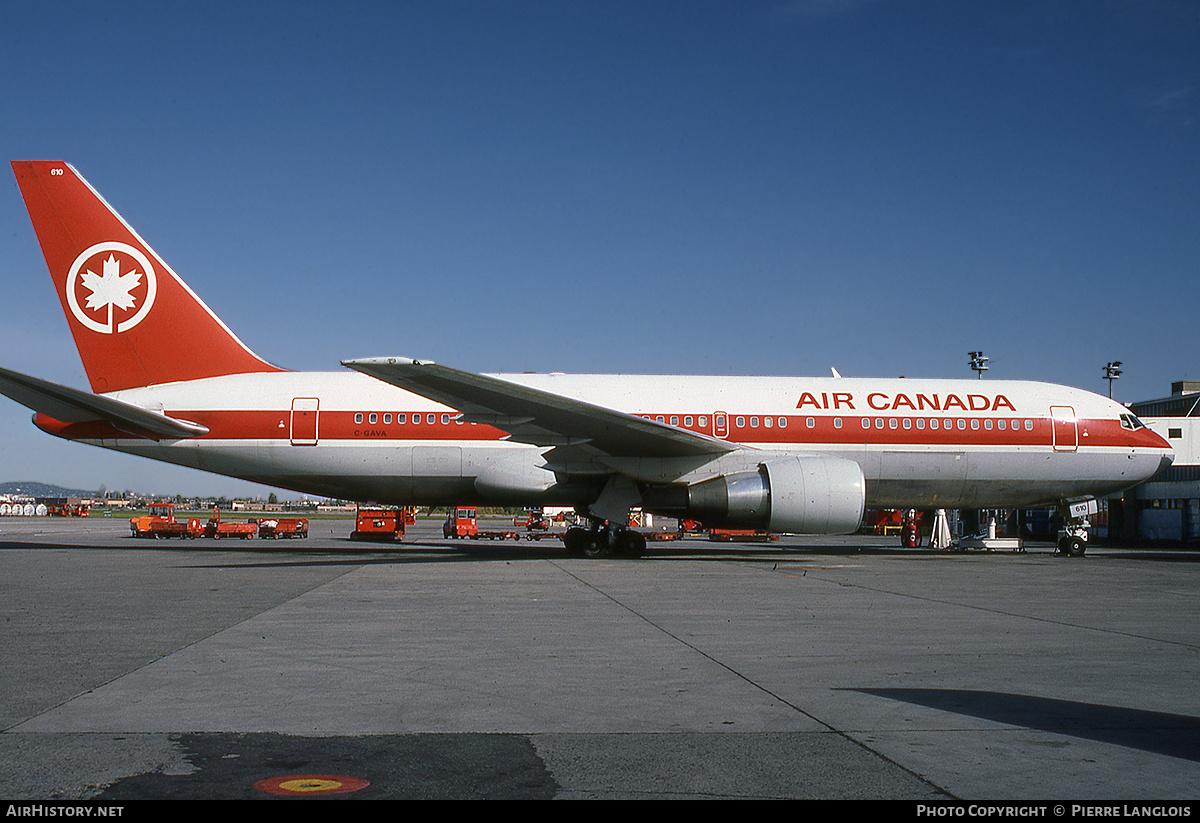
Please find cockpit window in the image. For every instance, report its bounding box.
[1120,413,1145,431]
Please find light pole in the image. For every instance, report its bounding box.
[1104,361,1122,399]
[969,351,989,379]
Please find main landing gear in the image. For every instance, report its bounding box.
[563,522,646,559]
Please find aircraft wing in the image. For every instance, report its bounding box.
[342,357,738,458]
[0,365,209,440]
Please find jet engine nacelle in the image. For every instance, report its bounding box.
[685,455,865,534]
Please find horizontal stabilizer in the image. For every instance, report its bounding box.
[0,365,208,439]
[342,357,737,458]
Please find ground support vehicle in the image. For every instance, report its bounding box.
[42,499,90,517]
[513,509,550,532]
[476,528,562,541]
[130,503,202,539]
[258,518,309,539]
[205,508,257,539]
[351,507,406,542]
[443,506,479,539]
[513,508,562,540]
[519,530,564,541]
[445,506,562,540]
[707,529,779,542]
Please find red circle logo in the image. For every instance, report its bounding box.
[253,774,371,796]
[66,242,157,334]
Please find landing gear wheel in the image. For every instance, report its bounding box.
[1063,535,1087,557]
[581,530,607,558]
[564,527,589,557]
[564,526,610,557]
[613,530,646,559]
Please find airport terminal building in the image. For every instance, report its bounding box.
[1127,381,1200,542]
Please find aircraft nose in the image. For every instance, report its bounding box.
[1146,425,1174,472]
[1159,448,1175,473]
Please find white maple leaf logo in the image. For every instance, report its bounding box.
[66,242,158,335]
[80,254,142,314]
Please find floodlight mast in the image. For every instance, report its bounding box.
[1104,361,1122,399]
[969,351,989,379]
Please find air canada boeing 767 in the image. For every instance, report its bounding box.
[1,161,1173,557]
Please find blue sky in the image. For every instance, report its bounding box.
[1,0,1197,498]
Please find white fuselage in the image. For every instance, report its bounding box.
[43,371,1172,511]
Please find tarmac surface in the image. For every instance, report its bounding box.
[0,514,1198,800]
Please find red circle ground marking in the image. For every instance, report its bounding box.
[254,774,370,796]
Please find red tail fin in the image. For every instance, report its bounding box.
[11,161,284,393]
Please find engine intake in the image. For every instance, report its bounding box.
[685,456,865,534]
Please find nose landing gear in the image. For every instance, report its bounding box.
[1056,499,1097,558]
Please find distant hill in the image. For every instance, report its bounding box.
[0,481,99,499]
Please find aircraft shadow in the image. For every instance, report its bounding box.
[848,688,1200,762]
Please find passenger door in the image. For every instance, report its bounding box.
[290,398,319,445]
[1050,406,1077,452]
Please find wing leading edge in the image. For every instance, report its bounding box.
[341,357,738,459]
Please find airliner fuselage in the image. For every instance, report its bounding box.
[34,370,1169,512]
[1,160,1174,558]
